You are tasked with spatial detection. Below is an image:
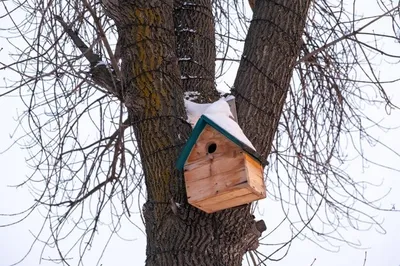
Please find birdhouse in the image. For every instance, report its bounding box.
[176,114,266,213]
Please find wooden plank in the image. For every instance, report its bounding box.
[199,192,262,213]
[184,153,245,182]
[184,149,242,173]
[186,125,215,163]
[186,167,248,202]
[244,153,263,173]
[186,125,241,164]
[193,187,250,206]
[244,153,266,197]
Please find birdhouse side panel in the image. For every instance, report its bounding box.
[186,166,248,203]
[244,153,266,198]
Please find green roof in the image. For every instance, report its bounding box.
[176,115,263,170]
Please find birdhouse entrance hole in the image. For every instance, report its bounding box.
[207,142,217,154]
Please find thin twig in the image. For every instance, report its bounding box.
[297,6,399,65]
[81,0,121,78]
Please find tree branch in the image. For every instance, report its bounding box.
[54,14,123,100]
[81,0,122,79]
[296,5,399,65]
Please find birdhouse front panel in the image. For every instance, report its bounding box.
[183,124,266,213]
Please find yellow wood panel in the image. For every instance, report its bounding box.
[184,153,245,183]
[186,125,242,164]
[186,167,248,202]
[244,153,266,198]
[197,191,262,213]
[186,125,216,163]
[204,194,261,213]
[191,187,250,205]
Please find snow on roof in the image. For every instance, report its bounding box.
[204,113,255,151]
[185,97,256,151]
[184,99,211,127]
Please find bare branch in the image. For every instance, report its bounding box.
[54,14,123,100]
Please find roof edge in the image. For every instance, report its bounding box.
[176,115,265,170]
[201,115,264,165]
[176,118,206,170]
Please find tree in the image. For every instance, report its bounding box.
[1,0,400,265]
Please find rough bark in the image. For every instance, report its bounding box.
[102,0,311,265]
[174,0,220,102]
[102,0,189,204]
[234,0,312,159]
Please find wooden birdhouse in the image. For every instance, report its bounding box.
[176,114,266,213]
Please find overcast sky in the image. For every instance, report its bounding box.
[1,1,400,266]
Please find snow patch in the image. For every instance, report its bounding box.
[178,28,197,33]
[184,91,200,101]
[185,100,211,127]
[185,97,256,151]
[181,75,199,80]
[203,98,233,118]
[95,61,107,67]
[224,94,235,102]
[204,113,255,151]
[182,2,196,6]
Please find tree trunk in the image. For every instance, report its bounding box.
[103,0,311,265]
[174,0,220,102]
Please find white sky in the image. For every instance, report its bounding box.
[1,1,400,266]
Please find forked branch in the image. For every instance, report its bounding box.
[54,14,123,100]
